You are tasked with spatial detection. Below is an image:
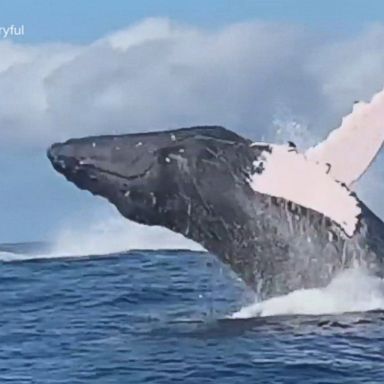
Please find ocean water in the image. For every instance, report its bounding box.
[1,243,384,384]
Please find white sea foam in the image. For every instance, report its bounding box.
[232,268,384,318]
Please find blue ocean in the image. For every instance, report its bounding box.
[1,242,383,384]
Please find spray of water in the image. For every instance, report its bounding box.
[272,111,318,150]
[49,215,203,256]
[0,213,203,261]
[232,268,384,317]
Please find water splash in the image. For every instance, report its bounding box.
[0,215,203,261]
[0,251,25,262]
[232,268,384,318]
[272,111,317,150]
[50,216,203,256]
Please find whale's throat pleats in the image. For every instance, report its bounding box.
[249,144,362,237]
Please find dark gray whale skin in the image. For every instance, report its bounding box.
[47,126,384,299]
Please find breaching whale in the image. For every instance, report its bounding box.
[47,89,384,299]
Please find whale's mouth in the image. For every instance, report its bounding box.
[48,149,151,182]
[47,141,154,186]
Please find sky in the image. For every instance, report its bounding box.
[2,0,384,43]
[1,0,384,243]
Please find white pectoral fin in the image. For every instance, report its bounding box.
[306,88,384,188]
[250,146,361,237]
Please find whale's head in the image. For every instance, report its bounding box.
[47,126,257,242]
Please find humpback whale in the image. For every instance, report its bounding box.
[47,88,384,299]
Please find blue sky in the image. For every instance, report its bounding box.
[1,0,384,243]
[2,0,384,43]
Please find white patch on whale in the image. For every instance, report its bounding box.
[306,87,384,188]
[249,87,384,237]
[250,144,361,237]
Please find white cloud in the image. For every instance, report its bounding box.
[2,18,383,150]
[307,24,384,114]
[2,18,384,243]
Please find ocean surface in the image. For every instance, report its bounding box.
[1,242,384,384]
